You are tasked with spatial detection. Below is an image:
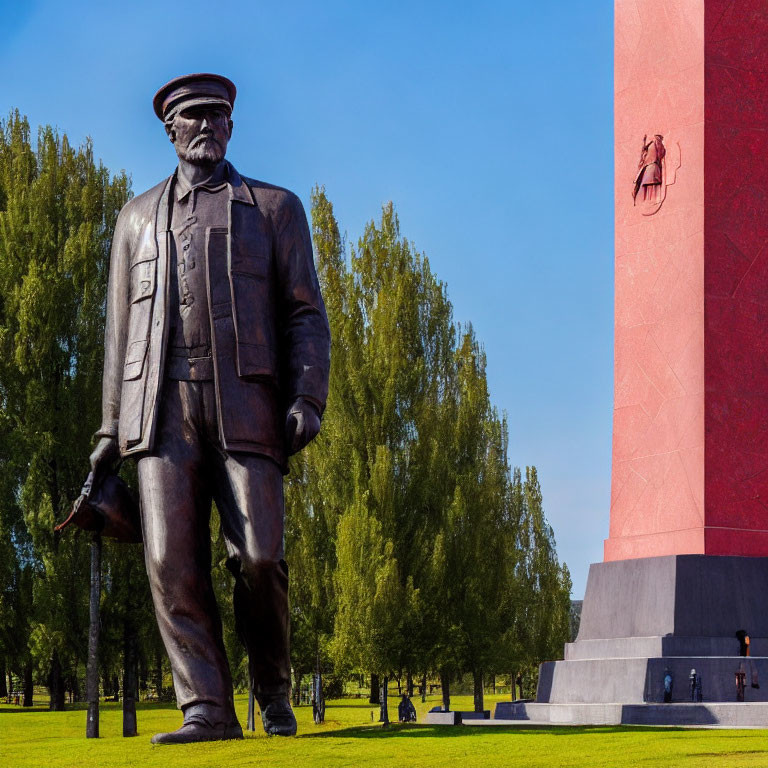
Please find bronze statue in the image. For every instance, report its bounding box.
[89,73,330,744]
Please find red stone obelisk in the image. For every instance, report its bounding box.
[606,0,768,561]
[529,1,768,725]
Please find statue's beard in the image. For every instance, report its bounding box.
[178,136,226,166]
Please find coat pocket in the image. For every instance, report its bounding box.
[123,339,148,381]
[124,257,157,381]
[236,342,278,379]
[130,257,156,303]
[230,270,277,378]
[230,226,271,278]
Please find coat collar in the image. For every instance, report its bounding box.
[171,160,254,206]
[226,162,254,205]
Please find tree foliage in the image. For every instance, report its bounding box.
[0,113,572,708]
[286,188,572,706]
[0,111,144,706]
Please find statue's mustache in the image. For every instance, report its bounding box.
[190,133,219,148]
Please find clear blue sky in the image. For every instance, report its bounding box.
[0,0,615,598]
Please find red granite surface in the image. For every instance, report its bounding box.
[606,0,768,560]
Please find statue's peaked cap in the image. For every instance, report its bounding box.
[153,73,237,121]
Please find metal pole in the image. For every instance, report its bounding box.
[247,681,255,731]
[86,533,101,738]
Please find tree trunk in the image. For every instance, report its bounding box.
[473,668,484,713]
[247,685,256,731]
[246,647,256,732]
[492,673,496,694]
[155,650,164,700]
[123,620,138,737]
[516,673,523,701]
[48,651,65,710]
[440,670,451,712]
[23,664,33,707]
[86,534,101,738]
[380,676,389,725]
[292,667,302,706]
[369,673,380,704]
[406,671,414,697]
[70,672,80,703]
[313,649,324,724]
[396,675,401,695]
[421,672,427,703]
[0,661,7,699]
[313,646,325,725]
[138,655,148,694]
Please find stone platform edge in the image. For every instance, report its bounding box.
[492,701,768,727]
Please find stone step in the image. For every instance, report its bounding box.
[538,656,767,704]
[564,636,768,660]
[424,710,491,725]
[493,701,768,727]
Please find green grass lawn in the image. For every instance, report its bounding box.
[3,693,768,768]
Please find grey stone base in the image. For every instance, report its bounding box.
[534,555,768,724]
[458,710,490,720]
[576,555,768,641]
[493,701,768,727]
[425,711,458,725]
[564,635,768,660]
[424,710,490,725]
[538,656,765,704]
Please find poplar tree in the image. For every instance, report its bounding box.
[497,467,572,698]
[306,188,572,710]
[422,329,512,712]
[309,192,456,701]
[349,202,454,699]
[0,111,130,706]
[284,189,348,699]
[523,467,572,672]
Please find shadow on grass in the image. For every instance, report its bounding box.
[298,723,690,740]
[313,703,380,709]
[0,701,181,715]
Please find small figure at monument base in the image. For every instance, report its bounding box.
[663,669,673,703]
[736,670,746,703]
[398,694,417,723]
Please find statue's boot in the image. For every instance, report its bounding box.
[260,698,297,736]
[151,704,243,745]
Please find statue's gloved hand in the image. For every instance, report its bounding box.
[285,397,321,455]
[89,436,119,487]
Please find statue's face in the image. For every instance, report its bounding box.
[168,105,232,166]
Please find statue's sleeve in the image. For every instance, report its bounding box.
[275,193,331,414]
[95,205,132,441]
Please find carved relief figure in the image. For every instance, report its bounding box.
[633,133,666,207]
